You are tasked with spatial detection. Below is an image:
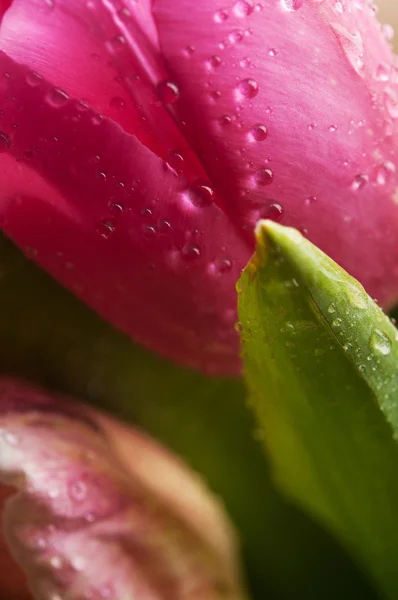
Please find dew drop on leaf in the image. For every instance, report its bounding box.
[370,328,392,356]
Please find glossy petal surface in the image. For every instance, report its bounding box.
[0,378,248,600]
[154,0,398,305]
[0,0,398,374]
[0,0,250,374]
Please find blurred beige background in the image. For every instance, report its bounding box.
[377,0,398,49]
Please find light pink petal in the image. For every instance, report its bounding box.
[0,0,251,374]
[0,378,248,600]
[154,0,398,306]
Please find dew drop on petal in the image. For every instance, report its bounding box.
[261,202,284,221]
[214,8,229,23]
[0,131,11,151]
[47,88,69,108]
[233,0,254,18]
[350,174,368,191]
[229,29,244,44]
[183,45,196,57]
[248,124,268,141]
[187,179,215,207]
[181,243,201,260]
[69,480,88,502]
[26,71,42,87]
[216,257,233,272]
[107,35,126,53]
[166,149,184,174]
[207,55,222,70]
[118,7,131,21]
[159,219,172,233]
[281,0,303,11]
[142,225,157,239]
[254,167,274,186]
[219,115,232,127]
[96,220,115,239]
[237,78,259,99]
[109,96,126,110]
[375,63,390,82]
[157,80,180,104]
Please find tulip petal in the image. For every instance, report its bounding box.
[154,0,398,307]
[0,378,248,600]
[0,0,252,374]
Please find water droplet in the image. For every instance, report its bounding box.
[181,244,201,260]
[385,88,398,120]
[240,57,252,68]
[268,48,278,57]
[107,35,126,53]
[370,328,392,356]
[50,556,63,570]
[219,115,232,127]
[254,167,273,186]
[157,80,180,104]
[214,8,229,23]
[229,29,244,44]
[237,78,259,99]
[375,63,390,82]
[92,114,104,126]
[210,90,222,101]
[328,124,337,133]
[118,7,131,21]
[332,318,342,328]
[34,536,47,550]
[96,220,115,239]
[216,257,233,272]
[376,164,389,185]
[207,55,222,70]
[281,0,303,10]
[159,219,172,233]
[248,124,268,141]
[165,149,184,174]
[0,131,10,151]
[183,45,196,57]
[141,207,153,219]
[350,174,368,191]
[305,195,316,206]
[26,71,42,87]
[328,304,336,314]
[109,96,125,110]
[142,225,157,238]
[47,88,69,108]
[261,202,284,221]
[233,0,254,17]
[344,280,368,309]
[69,480,87,502]
[382,24,395,42]
[109,202,124,214]
[187,179,215,207]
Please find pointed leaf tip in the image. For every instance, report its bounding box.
[238,222,398,598]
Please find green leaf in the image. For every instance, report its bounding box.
[238,220,398,598]
[0,234,376,599]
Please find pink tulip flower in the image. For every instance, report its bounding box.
[0,0,397,374]
[0,378,249,600]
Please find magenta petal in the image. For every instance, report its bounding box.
[0,378,248,600]
[154,0,398,307]
[0,0,252,374]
